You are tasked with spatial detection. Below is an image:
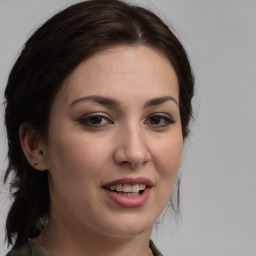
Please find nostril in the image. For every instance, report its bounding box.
[113,137,151,168]
[120,160,132,166]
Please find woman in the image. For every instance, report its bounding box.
[4,0,194,255]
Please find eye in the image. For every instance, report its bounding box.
[79,113,113,127]
[145,113,175,127]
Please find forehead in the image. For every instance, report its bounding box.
[55,45,179,107]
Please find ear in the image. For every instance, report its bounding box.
[19,123,48,171]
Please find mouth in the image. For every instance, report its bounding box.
[103,183,148,196]
[102,177,153,207]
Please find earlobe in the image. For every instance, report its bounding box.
[19,123,48,171]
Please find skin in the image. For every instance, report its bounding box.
[21,45,183,256]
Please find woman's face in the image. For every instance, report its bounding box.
[42,45,183,238]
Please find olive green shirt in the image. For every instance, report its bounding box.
[6,240,163,256]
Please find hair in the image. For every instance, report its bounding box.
[4,0,194,249]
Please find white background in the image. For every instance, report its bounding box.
[0,0,256,255]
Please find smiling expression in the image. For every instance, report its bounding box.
[41,45,183,238]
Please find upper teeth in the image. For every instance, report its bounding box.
[109,184,146,193]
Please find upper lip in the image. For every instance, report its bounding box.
[103,177,153,187]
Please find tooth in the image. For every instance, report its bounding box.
[117,192,140,196]
[139,184,146,190]
[116,184,123,192]
[123,184,132,192]
[110,185,116,191]
[110,184,147,193]
[131,184,140,193]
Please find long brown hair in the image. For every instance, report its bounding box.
[4,0,194,249]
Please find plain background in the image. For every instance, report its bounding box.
[0,0,256,255]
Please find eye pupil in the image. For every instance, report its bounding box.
[91,116,103,124]
[150,116,161,124]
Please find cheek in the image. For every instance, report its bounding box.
[150,133,183,216]
[153,135,183,178]
[45,131,108,181]
[46,134,108,210]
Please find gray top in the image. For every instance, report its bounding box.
[7,240,163,256]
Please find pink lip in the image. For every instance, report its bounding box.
[103,177,153,187]
[102,177,153,208]
[104,188,152,207]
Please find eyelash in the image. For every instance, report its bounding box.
[79,112,113,127]
[79,112,175,128]
[145,113,175,127]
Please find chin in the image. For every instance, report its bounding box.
[95,213,154,239]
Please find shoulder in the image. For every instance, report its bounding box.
[6,241,53,256]
[7,240,162,256]
[149,240,164,256]
[6,242,31,256]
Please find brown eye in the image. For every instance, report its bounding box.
[80,113,113,127]
[145,114,175,127]
[89,116,106,125]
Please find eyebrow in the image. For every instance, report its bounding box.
[143,96,179,108]
[69,95,178,108]
[70,95,120,108]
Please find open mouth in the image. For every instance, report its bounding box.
[103,184,149,196]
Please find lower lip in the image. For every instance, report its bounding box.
[103,188,152,207]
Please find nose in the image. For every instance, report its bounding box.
[113,125,151,169]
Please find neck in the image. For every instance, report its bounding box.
[34,216,153,256]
